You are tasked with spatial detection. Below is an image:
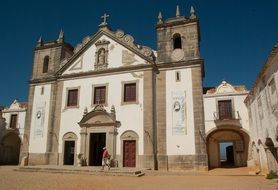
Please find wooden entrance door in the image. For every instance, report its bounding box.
[123,140,136,167]
[89,133,106,166]
[64,141,75,165]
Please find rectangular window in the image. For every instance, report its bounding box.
[10,114,18,129]
[41,86,44,95]
[67,89,78,107]
[42,56,49,73]
[124,83,136,102]
[218,100,233,120]
[175,71,181,82]
[94,86,106,104]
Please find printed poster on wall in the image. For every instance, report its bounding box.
[34,105,45,139]
[172,91,187,135]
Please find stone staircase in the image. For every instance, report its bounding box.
[15,166,145,177]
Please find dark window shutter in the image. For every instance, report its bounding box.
[67,89,78,106]
[218,100,232,119]
[10,114,18,129]
[124,83,136,102]
[94,86,106,104]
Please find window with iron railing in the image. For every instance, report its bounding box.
[218,100,233,120]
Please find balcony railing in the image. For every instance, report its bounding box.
[213,111,241,120]
[213,111,241,127]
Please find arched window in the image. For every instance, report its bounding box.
[42,56,49,73]
[173,33,182,49]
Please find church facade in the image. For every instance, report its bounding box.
[20,6,208,170]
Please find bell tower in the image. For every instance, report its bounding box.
[156,5,200,63]
[20,31,74,165]
[155,6,207,171]
[31,30,73,81]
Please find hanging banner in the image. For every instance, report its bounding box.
[34,104,45,139]
[172,91,186,135]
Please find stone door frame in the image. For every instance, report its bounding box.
[78,106,120,166]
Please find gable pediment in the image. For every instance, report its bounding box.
[205,81,247,96]
[58,28,155,76]
[3,99,26,112]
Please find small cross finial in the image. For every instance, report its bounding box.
[101,13,109,25]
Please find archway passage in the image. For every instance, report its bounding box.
[0,133,21,165]
[219,142,234,167]
[207,128,249,169]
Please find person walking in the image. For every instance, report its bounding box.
[101,147,110,170]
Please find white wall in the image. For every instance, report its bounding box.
[248,71,278,148]
[204,93,249,133]
[2,109,26,141]
[29,84,52,153]
[165,68,196,155]
[59,72,145,155]
[59,32,155,157]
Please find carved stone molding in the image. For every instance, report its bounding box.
[115,30,154,59]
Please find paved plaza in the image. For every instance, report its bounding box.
[0,166,277,190]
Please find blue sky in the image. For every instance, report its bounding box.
[0,0,277,106]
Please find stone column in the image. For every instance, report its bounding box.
[79,127,88,166]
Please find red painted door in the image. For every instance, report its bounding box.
[123,140,136,167]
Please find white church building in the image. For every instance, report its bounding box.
[12,6,255,171]
[20,7,208,170]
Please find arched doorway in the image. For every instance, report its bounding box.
[264,137,278,173]
[0,133,21,165]
[206,127,249,169]
[62,132,77,165]
[120,130,139,168]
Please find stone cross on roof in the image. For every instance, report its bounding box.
[101,13,109,25]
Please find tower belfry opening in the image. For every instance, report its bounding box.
[173,33,182,49]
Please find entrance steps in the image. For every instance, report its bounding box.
[15,165,145,177]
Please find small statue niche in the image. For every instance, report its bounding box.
[95,39,110,70]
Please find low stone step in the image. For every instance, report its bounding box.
[15,166,145,177]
